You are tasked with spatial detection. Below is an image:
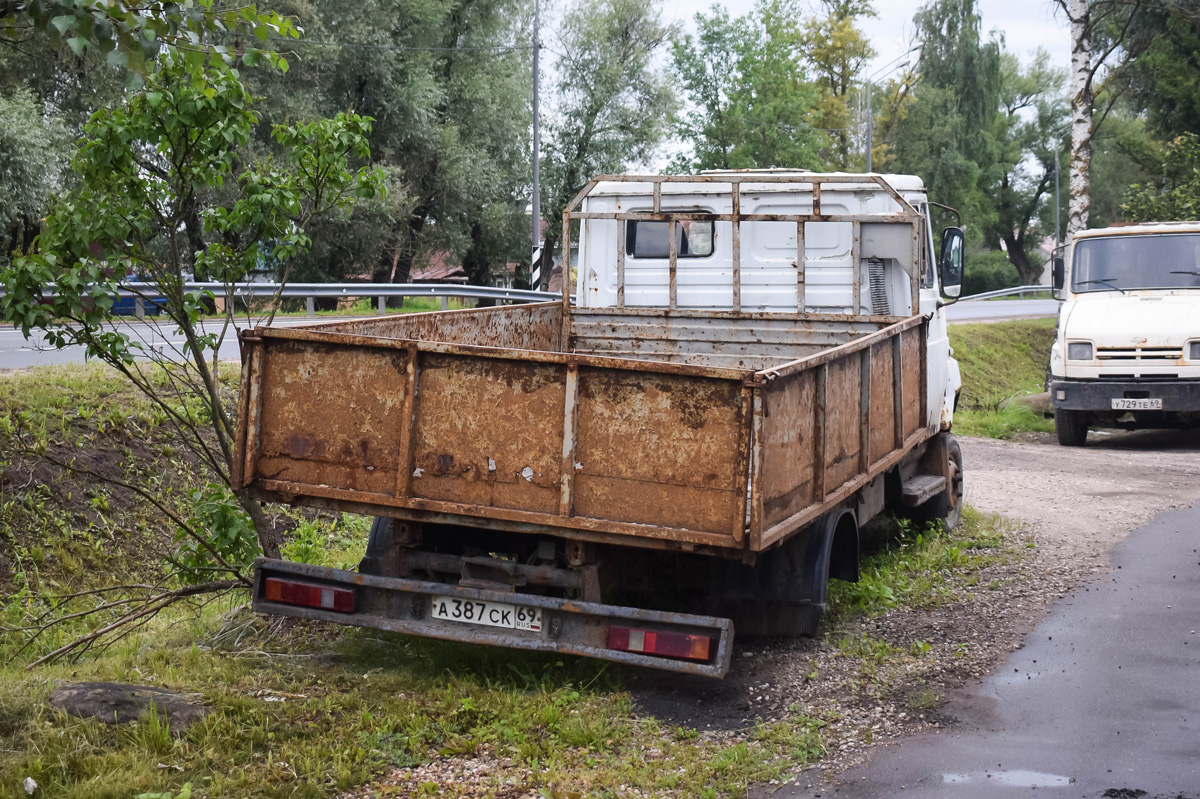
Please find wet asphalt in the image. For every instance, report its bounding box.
[768,499,1200,799]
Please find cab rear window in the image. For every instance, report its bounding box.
[625,220,714,258]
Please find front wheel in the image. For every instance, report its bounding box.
[912,434,964,531]
[1055,409,1088,447]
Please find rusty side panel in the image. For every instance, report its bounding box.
[409,354,566,515]
[868,339,896,465]
[254,340,409,495]
[572,368,746,537]
[758,369,817,530]
[311,302,564,352]
[901,326,922,437]
[823,355,862,492]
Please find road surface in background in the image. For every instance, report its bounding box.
[946,298,1059,322]
[0,300,1060,369]
[0,315,363,370]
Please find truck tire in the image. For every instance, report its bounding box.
[1055,409,1088,447]
[726,601,823,638]
[911,434,964,531]
[358,516,399,577]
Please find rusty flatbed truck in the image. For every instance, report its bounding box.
[234,172,966,678]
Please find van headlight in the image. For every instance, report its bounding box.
[1067,342,1093,361]
[1190,341,1200,360]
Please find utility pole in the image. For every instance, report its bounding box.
[531,0,542,287]
[1054,149,1061,252]
[865,80,873,173]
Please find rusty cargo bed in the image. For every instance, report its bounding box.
[234,302,929,556]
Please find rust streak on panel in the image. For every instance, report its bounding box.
[396,344,418,498]
[668,219,678,311]
[892,334,904,449]
[732,386,753,545]
[559,363,580,516]
[858,345,871,473]
[732,188,741,312]
[851,221,862,314]
[748,389,765,548]
[814,363,827,502]
[616,218,626,309]
[241,342,265,486]
[653,180,662,213]
[868,340,895,465]
[919,320,929,429]
[796,221,805,312]
[813,182,822,216]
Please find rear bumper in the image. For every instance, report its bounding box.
[1049,379,1200,412]
[252,559,734,678]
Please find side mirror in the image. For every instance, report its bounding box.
[1051,256,1065,296]
[938,226,964,300]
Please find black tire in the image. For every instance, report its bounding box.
[1055,409,1088,447]
[726,601,823,638]
[912,434,964,531]
[358,516,397,576]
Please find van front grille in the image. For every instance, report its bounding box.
[1096,346,1182,362]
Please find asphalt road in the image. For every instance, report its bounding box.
[945,298,1059,322]
[0,315,364,369]
[772,496,1200,799]
[0,301,1058,369]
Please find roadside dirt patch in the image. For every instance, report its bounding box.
[635,432,1200,788]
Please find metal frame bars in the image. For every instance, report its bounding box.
[560,174,923,317]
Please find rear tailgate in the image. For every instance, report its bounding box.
[233,310,755,551]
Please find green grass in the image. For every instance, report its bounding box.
[827,507,1011,618]
[949,318,1057,439]
[0,363,1020,798]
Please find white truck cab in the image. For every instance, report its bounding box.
[1049,221,1200,445]
[574,170,964,432]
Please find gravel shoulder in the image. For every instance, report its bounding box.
[338,431,1200,797]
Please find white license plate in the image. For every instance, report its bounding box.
[1111,398,1163,410]
[431,597,542,631]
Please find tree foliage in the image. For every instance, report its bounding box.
[0,88,70,261]
[798,0,875,169]
[0,55,383,557]
[537,0,674,288]
[670,0,821,172]
[1121,133,1200,222]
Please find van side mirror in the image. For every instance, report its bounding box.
[1052,256,1065,294]
[939,226,964,300]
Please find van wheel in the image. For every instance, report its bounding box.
[1055,409,1088,447]
[912,435,964,531]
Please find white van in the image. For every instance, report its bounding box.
[1048,222,1200,445]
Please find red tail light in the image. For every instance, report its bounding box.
[608,626,712,661]
[263,577,356,613]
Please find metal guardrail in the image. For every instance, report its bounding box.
[17,282,563,318]
[959,285,1056,302]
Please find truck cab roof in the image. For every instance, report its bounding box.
[1074,221,1200,239]
[586,171,927,198]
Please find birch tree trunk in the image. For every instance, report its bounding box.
[1067,0,1092,237]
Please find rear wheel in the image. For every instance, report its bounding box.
[1055,409,1088,447]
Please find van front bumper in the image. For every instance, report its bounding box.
[1050,379,1200,412]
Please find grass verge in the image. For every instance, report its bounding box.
[1,363,1019,798]
[949,318,1056,439]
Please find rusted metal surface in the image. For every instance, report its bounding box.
[233,172,933,562]
[253,559,734,677]
[309,302,564,352]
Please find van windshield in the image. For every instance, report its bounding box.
[1072,233,1200,293]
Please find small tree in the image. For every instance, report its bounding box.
[1121,133,1200,222]
[1,55,384,564]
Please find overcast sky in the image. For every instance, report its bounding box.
[661,0,1072,75]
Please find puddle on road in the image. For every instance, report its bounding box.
[943,770,1075,787]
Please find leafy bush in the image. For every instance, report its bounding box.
[173,484,260,583]
[963,249,1020,295]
